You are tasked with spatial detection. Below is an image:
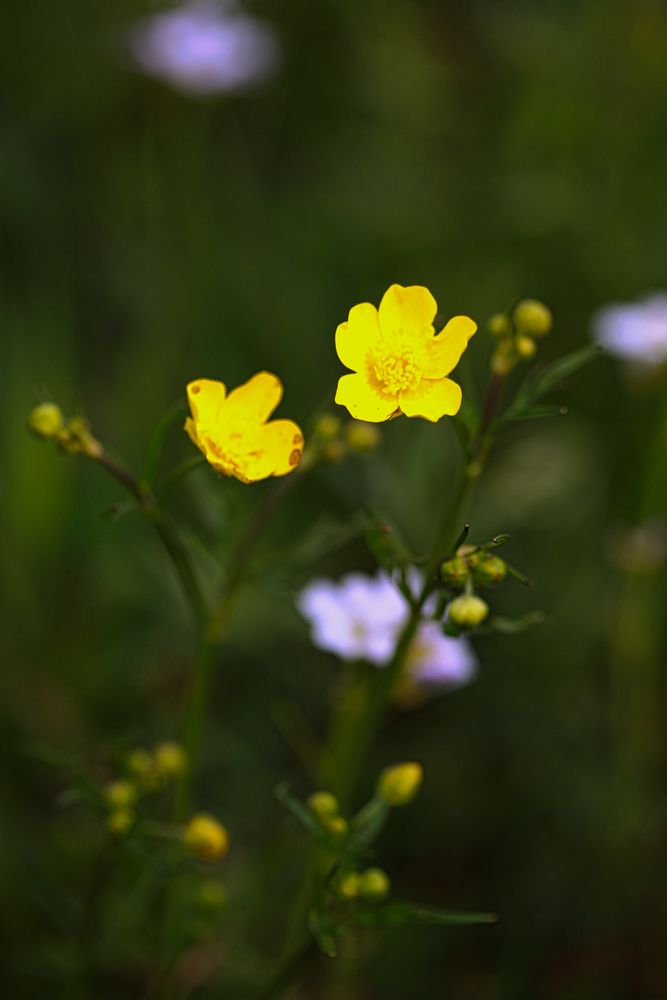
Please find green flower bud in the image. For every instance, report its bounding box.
[345,420,381,453]
[106,808,135,836]
[104,779,136,809]
[513,299,552,337]
[198,879,227,911]
[515,335,537,359]
[358,867,390,900]
[27,402,64,440]
[377,762,423,807]
[471,555,506,587]
[448,594,489,629]
[314,414,342,441]
[487,313,511,337]
[338,873,360,899]
[307,790,339,821]
[321,440,346,464]
[440,556,469,589]
[324,815,348,839]
[490,344,516,376]
[154,741,187,779]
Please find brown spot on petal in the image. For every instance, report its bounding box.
[191,385,200,394]
[289,449,302,467]
[293,432,304,446]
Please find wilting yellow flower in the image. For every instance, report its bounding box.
[335,284,476,423]
[185,372,304,484]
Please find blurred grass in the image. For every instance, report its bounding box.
[1,0,667,997]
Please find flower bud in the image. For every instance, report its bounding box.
[376,762,423,807]
[345,421,381,453]
[324,815,348,839]
[513,299,552,337]
[471,555,506,587]
[358,867,390,900]
[314,413,342,441]
[154,741,187,779]
[183,813,229,861]
[338,873,360,899]
[448,594,489,629]
[106,808,135,836]
[491,346,515,376]
[515,335,537,359]
[104,779,136,809]
[27,402,64,440]
[307,790,339,821]
[321,440,346,464]
[440,556,469,589]
[487,313,511,337]
[65,416,103,459]
[198,879,227,911]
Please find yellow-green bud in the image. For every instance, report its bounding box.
[27,402,64,440]
[513,299,552,337]
[321,440,345,464]
[104,779,136,809]
[198,879,227,911]
[345,421,381,453]
[491,346,515,376]
[338,873,360,899]
[324,815,348,838]
[65,416,103,459]
[154,741,187,779]
[515,335,537,359]
[314,414,342,441]
[448,594,489,628]
[307,790,339,820]
[487,313,511,337]
[358,867,390,900]
[183,813,230,861]
[377,762,423,807]
[106,808,135,836]
[440,556,469,589]
[471,555,506,587]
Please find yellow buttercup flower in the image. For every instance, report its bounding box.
[185,372,304,485]
[335,284,476,423]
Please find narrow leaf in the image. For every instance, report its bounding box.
[353,903,498,928]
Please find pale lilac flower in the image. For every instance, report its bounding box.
[406,621,477,690]
[129,1,279,96]
[297,570,476,692]
[593,295,667,367]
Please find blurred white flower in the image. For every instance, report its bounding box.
[129,1,279,96]
[593,295,667,367]
[297,570,476,692]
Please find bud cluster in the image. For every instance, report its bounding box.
[307,789,348,838]
[438,538,523,633]
[302,412,381,467]
[103,740,188,836]
[487,298,553,376]
[27,402,102,459]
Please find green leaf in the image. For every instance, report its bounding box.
[309,909,339,957]
[482,611,545,635]
[352,903,498,928]
[502,344,600,425]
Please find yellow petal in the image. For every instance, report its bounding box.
[424,316,476,378]
[378,284,437,335]
[335,302,381,372]
[398,377,462,422]
[187,379,227,425]
[335,373,398,423]
[259,419,304,477]
[224,371,283,423]
[184,416,203,452]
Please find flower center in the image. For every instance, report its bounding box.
[370,340,422,395]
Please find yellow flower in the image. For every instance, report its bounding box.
[335,284,476,423]
[185,372,304,484]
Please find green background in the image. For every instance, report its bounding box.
[2,1,667,996]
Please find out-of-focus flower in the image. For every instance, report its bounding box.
[335,284,476,423]
[129,1,279,97]
[593,295,667,367]
[27,402,64,440]
[183,813,229,860]
[405,621,476,688]
[185,373,303,484]
[104,779,137,809]
[297,572,407,665]
[297,570,476,691]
